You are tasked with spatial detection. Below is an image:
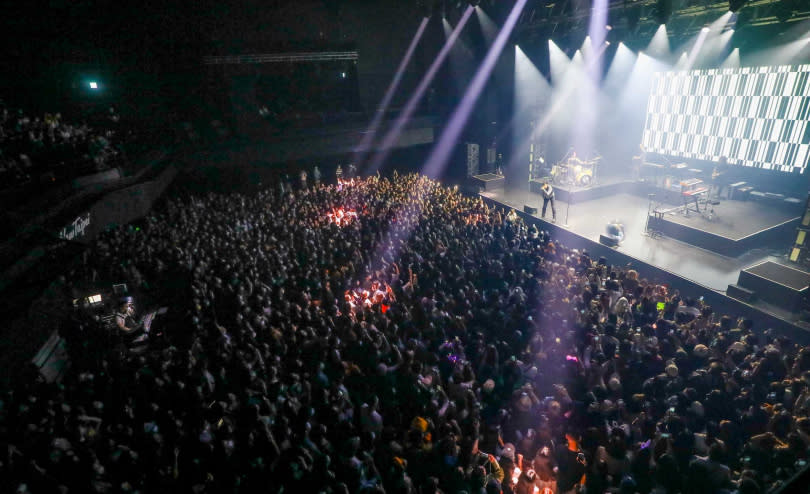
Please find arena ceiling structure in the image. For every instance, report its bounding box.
[515,0,810,44]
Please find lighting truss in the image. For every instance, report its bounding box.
[517,0,810,39]
[202,51,359,65]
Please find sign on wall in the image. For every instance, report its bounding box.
[58,212,91,241]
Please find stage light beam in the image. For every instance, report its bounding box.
[354,17,429,162]
[604,42,638,97]
[421,0,529,179]
[683,26,709,71]
[514,45,551,111]
[708,11,734,33]
[366,6,475,174]
[514,45,552,180]
[475,5,498,44]
[548,39,571,85]
[742,37,810,66]
[646,24,671,59]
[586,0,609,82]
[720,47,740,68]
[587,0,610,48]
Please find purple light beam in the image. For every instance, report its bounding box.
[365,1,524,280]
[422,0,528,179]
[587,0,609,66]
[366,6,475,175]
[354,17,430,164]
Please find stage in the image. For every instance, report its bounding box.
[481,176,807,323]
[647,194,799,257]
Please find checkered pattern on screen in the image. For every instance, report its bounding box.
[642,64,810,173]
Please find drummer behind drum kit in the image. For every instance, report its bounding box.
[550,155,601,187]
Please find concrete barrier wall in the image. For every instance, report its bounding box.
[76,166,177,243]
[1,166,178,294]
[71,168,123,189]
[51,165,177,246]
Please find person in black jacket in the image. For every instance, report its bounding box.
[541,180,556,222]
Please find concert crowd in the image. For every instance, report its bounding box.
[0,101,124,190]
[2,172,808,494]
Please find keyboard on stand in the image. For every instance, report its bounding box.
[680,179,708,214]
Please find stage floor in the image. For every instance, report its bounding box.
[655,199,797,241]
[482,187,790,293]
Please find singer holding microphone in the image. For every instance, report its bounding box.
[541,180,556,223]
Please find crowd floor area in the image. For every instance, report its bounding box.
[3,173,810,494]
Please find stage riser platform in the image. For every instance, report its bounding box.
[472,174,504,191]
[525,179,801,258]
[647,215,798,257]
[737,261,810,312]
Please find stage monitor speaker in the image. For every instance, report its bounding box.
[599,234,619,247]
[524,205,538,215]
[727,284,756,303]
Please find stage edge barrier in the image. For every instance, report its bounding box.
[478,195,810,344]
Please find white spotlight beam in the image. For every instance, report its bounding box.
[475,6,498,44]
[684,27,709,71]
[604,42,639,96]
[720,48,740,68]
[422,0,529,178]
[708,11,733,33]
[515,45,551,112]
[743,38,810,66]
[548,39,571,85]
[646,25,671,60]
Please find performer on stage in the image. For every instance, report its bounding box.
[712,156,730,200]
[541,180,556,223]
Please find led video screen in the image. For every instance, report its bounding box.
[642,64,810,174]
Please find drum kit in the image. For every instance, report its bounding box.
[550,155,601,187]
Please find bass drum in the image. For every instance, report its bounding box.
[577,172,593,187]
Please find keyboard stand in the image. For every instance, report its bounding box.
[682,193,702,215]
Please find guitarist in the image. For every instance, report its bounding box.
[711,156,730,200]
[541,180,556,223]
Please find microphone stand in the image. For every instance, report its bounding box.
[590,153,602,186]
[563,188,572,227]
[643,193,657,237]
